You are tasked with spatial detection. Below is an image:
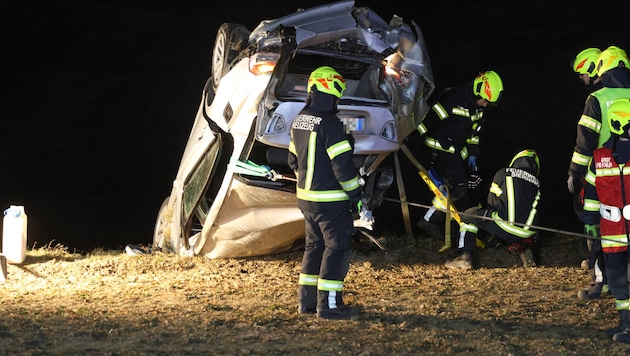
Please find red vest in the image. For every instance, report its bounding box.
[593,147,630,253]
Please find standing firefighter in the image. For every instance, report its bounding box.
[568,45,630,299]
[582,98,630,343]
[415,71,504,240]
[444,149,541,270]
[288,66,362,320]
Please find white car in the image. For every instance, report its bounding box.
[153,0,434,258]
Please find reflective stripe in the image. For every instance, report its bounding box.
[578,114,601,134]
[327,140,352,159]
[460,222,478,234]
[304,132,317,190]
[452,107,470,117]
[491,211,536,238]
[615,299,630,311]
[467,135,480,145]
[318,278,343,291]
[288,139,296,155]
[433,103,448,119]
[416,123,428,135]
[339,176,360,192]
[424,137,455,153]
[489,182,502,196]
[299,273,318,286]
[506,176,515,222]
[571,151,591,167]
[296,187,349,202]
[583,198,600,212]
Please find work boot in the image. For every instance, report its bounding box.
[606,310,629,337]
[613,310,630,343]
[577,282,610,300]
[444,252,472,270]
[416,219,443,240]
[317,305,360,320]
[298,285,317,314]
[613,330,630,344]
[316,289,360,320]
[519,248,536,268]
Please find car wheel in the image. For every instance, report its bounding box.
[211,22,250,91]
[153,197,176,253]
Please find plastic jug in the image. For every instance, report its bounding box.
[2,205,28,264]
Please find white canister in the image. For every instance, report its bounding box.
[2,205,28,264]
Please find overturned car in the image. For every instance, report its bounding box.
[153,0,434,258]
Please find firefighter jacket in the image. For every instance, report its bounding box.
[568,67,630,179]
[288,91,361,212]
[583,141,630,253]
[416,82,485,160]
[486,154,541,239]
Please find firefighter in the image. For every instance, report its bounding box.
[569,48,602,220]
[582,98,630,343]
[415,71,504,241]
[568,45,630,299]
[288,66,362,320]
[444,149,541,270]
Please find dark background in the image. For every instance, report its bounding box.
[5,1,630,252]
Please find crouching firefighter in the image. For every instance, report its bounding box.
[288,66,363,320]
[444,149,541,270]
[582,98,630,343]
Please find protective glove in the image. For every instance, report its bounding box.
[567,176,575,194]
[584,224,599,237]
[349,197,363,217]
[467,156,478,172]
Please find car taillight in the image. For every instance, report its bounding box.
[266,112,286,134]
[380,121,397,142]
[249,52,280,75]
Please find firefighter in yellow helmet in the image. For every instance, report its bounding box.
[582,98,630,343]
[288,66,362,320]
[568,46,630,300]
[414,71,504,242]
[444,149,541,270]
[572,47,603,90]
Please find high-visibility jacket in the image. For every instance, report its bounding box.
[288,92,361,212]
[486,155,541,239]
[583,144,630,253]
[568,68,630,179]
[416,82,485,160]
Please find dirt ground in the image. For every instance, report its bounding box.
[1,232,629,355]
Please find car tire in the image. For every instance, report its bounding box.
[211,22,250,91]
[153,197,174,253]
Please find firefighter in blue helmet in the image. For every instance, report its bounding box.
[444,149,542,270]
[288,66,362,320]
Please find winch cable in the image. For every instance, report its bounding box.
[371,194,627,246]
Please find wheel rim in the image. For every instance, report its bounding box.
[212,30,226,89]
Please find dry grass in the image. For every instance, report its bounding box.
[1,235,629,355]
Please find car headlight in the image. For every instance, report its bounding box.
[249,52,280,75]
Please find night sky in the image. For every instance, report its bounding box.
[6,1,630,252]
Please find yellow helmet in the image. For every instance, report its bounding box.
[572,48,601,78]
[596,46,630,76]
[307,66,346,99]
[510,149,540,175]
[608,98,630,136]
[473,71,504,104]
